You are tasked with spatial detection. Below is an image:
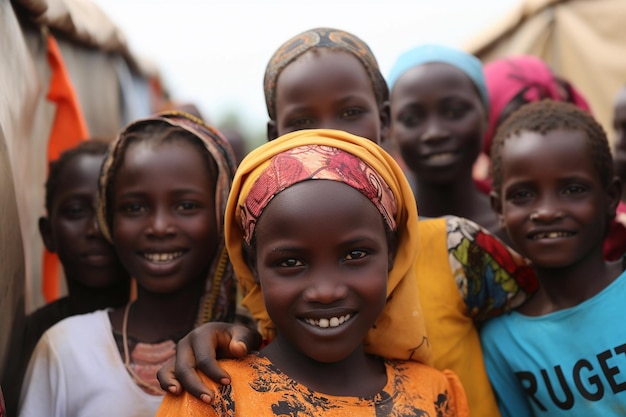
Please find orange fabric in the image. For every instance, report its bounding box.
[157,355,469,417]
[42,33,89,302]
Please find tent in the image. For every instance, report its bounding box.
[465,0,626,140]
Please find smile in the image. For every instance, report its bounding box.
[304,314,351,329]
[424,152,456,163]
[142,251,184,263]
[530,231,575,240]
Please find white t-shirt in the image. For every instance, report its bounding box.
[19,309,164,417]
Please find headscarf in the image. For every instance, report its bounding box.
[225,129,432,365]
[97,111,239,326]
[387,44,489,112]
[482,55,591,155]
[263,27,388,121]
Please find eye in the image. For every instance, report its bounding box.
[344,249,367,261]
[279,258,304,268]
[61,203,90,218]
[340,107,365,119]
[442,103,469,120]
[505,188,534,203]
[120,202,145,214]
[562,184,587,196]
[288,117,315,129]
[175,201,199,211]
[397,109,423,128]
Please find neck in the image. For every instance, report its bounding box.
[415,177,492,221]
[527,249,622,315]
[66,279,130,315]
[123,278,205,343]
[262,334,386,397]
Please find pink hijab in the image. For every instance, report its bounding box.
[483,55,590,156]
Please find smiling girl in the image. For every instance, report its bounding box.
[157,128,468,417]
[18,112,239,417]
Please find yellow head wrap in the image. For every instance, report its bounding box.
[225,129,431,365]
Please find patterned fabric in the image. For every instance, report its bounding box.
[387,44,489,112]
[446,216,537,320]
[96,111,238,326]
[242,145,397,243]
[482,55,591,156]
[225,128,432,365]
[263,27,388,121]
[156,354,468,417]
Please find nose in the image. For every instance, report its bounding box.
[146,208,176,238]
[420,115,448,143]
[85,213,101,238]
[302,270,348,304]
[529,195,565,223]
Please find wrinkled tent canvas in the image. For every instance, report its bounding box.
[465,0,626,141]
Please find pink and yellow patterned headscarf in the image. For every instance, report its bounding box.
[225,129,432,365]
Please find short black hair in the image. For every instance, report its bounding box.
[45,139,110,213]
[491,100,613,194]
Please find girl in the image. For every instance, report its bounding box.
[481,100,625,416]
[158,28,537,417]
[157,128,468,416]
[386,44,503,239]
[3,140,131,416]
[19,112,238,417]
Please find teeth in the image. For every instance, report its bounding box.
[143,251,183,263]
[532,232,573,240]
[427,152,454,161]
[304,314,351,329]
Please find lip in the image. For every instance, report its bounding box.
[137,248,188,274]
[81,248,116,266]
[420,150,459,166]
[298,309,356,334]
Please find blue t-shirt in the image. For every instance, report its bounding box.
[480,271,626,416]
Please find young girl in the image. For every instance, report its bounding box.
[18,112,238,416]
[158,28,537,417]
[386,44,504,240]
[157,128,469,416]
[3,140,131,416]
[481,100,625,416]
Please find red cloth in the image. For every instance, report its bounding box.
[42,33,89,302]
[604,201,626,261]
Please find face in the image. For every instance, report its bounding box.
[495,129,618,269]
[111,138,218,294]
[390,62,487,183]
[612,87,626,182]
[270,49,388,143]
[39,153,128,288]
[252,180,390,363]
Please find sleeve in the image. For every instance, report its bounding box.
[17,333,67,417]
[441,370,470,417]
[445,216,537,321]
[155,372,223,417]
[480,319,534,417]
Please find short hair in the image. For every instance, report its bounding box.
[491,100,613,194]
[45,139,110,213]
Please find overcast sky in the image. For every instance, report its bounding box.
[91,0,521,136]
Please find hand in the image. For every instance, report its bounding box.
[157,322,262,403]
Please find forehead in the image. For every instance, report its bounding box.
[391,62,480,100]
[57,153,104,191]
[276,49,375,99]
[501,129,595,177]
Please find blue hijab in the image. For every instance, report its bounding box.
[387,44,489,111]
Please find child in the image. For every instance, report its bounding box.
[2,140,131,416]
[157,28,537,417]
[481,100,625,416]
[18,112,238,416]
[386,44,504,240]
[264,27,389,144]
[157,128,469,416]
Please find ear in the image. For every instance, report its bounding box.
[38,216,56,252]
[606,175,622,220]
[378,101,391,144]
[490,191,506,228]
[266,120,278,142]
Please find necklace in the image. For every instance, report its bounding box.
[122,302,167,395]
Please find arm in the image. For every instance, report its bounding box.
[445,216,537,321]
[157,322,261,403]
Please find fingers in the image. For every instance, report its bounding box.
[156,359,181,394]
[229,324,263,357]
